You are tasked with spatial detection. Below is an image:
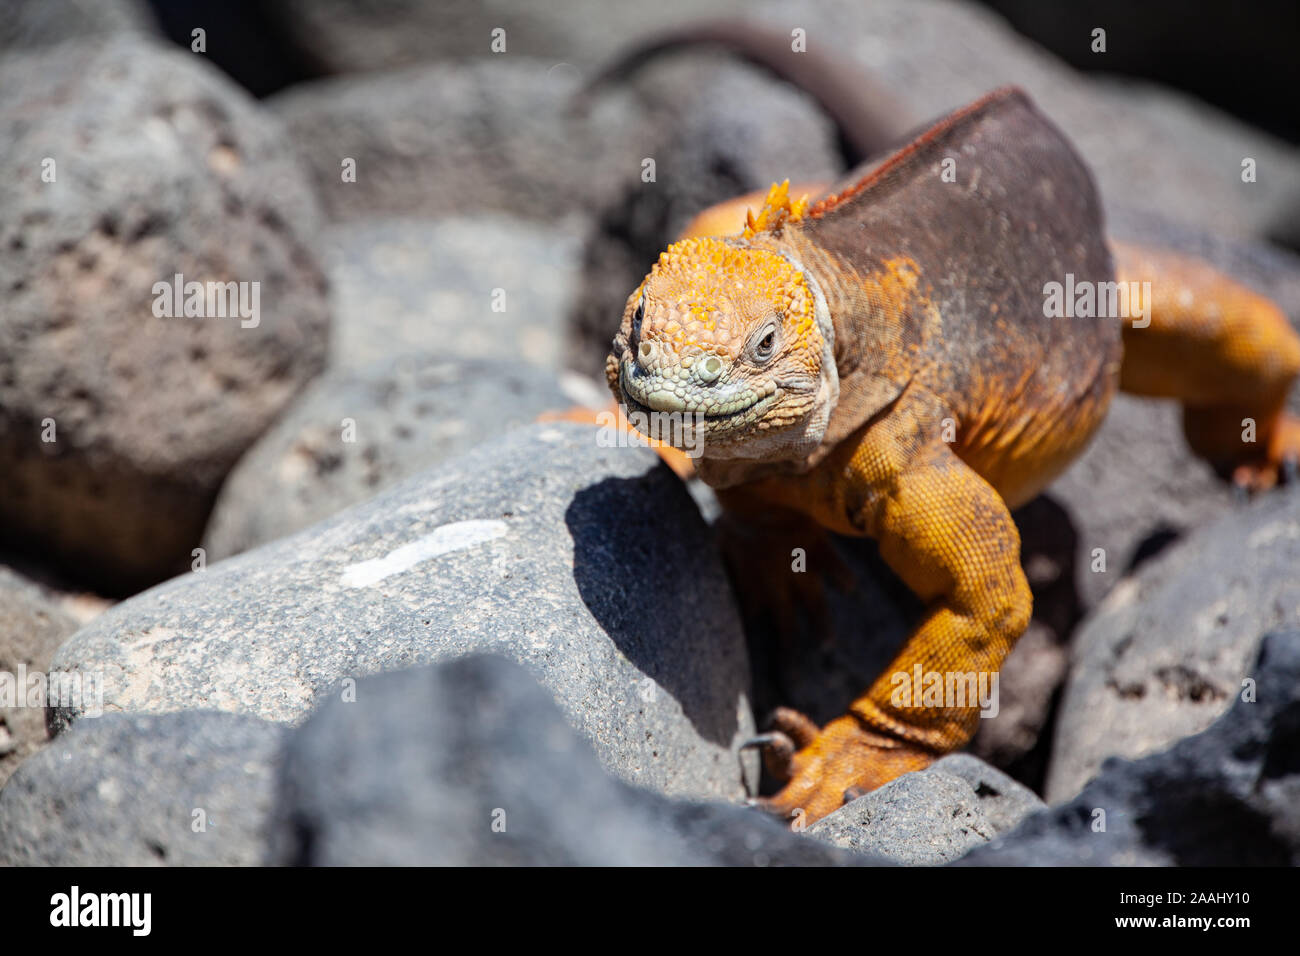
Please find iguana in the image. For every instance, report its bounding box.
[604,85,1300,824]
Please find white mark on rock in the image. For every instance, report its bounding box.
[341,519,508,588]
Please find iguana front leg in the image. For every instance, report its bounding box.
[747,386,1032,824]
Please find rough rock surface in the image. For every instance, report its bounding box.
[929,753,1048,836]
[808,769,992,865]
[806,754,1044,865]
[271,655,872,866]
[0,568,80,787]
[1047,489,1300,802]
[0,711,286,866]
[0,37,330,592]
[204,356,573,558]
[964,630,1300,866]
[53,424,757,801]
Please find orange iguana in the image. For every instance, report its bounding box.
[604,85,1300,824]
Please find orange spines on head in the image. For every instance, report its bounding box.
[741,180,810,239]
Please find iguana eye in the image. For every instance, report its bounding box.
[632,297,645,337]
[751,322,780,363]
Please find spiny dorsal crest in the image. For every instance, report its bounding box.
[742,179,810,239]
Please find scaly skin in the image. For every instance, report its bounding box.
[607,87,1300,824]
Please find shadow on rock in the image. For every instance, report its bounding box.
[567,473,750,749]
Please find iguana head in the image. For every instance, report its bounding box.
[606,228,838,462]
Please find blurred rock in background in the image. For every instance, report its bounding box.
[0,36,329,593]
[0,569,79,788]
[1,0,161,55]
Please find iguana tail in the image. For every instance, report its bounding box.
[574,18,916,164]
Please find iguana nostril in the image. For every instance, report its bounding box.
[698,355,723,383]
[638,340,656,368]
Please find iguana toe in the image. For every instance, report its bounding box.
[742,706,823,782]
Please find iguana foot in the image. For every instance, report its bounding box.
[749,713,935,825]
[1230,415,1300,494]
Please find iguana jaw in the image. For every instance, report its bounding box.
[617,361,778,422]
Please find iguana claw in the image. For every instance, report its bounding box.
[740,731,792,751]
[741,730,797,780]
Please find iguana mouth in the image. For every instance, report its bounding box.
[619,364,775,424]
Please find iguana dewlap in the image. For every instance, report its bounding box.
[606,86,1300,824]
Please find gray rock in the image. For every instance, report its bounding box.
[1046,489,1300,803]
[806,762,997,865]
[0,711,286,866]
[53,424,757,801]
[0,0,159,53]
[967,621,1069,781]
[204,355,574,558]
[929,754,1047,837]
[801,753,1043,865]
[0,37,330,592]
[271,654,872,866]
[268,59,653,225]
[321,218,580,373]
[0,568,80,787]
[1046,396,1233,613]
[963,630,1300,866]
[264,0,744,73]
